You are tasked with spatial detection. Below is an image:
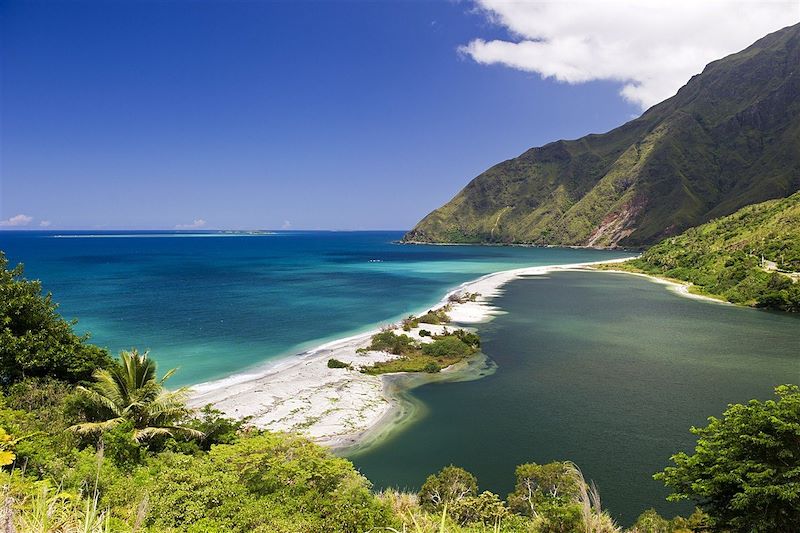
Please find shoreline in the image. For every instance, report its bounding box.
[593,268,732,305]
[189,257,635,451]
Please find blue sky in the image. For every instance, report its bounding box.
[2,1,794,230]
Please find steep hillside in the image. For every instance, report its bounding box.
[404,24,800,247]
[621,191,800,311]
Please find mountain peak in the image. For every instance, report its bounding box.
[404,23,800,247]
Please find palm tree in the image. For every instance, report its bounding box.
[70,349,203,443]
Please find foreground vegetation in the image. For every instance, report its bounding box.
[606,192,800,312]
[2,251,798,531]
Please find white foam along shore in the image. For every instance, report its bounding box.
[189,257,642,450]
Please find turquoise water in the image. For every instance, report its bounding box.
[350,271,800,524]
[2,231,797,524]
[0,231,629,386]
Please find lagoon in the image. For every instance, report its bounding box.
[350,271,799,524]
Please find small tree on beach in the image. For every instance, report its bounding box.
[70,349,202,443]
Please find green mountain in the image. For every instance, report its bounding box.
[620,191,800,311]
[404,24,800,247]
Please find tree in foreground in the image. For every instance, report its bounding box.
[0,252,112,385]
[656,385,800,532]
[70,349,203,443]
[418,465,479,511]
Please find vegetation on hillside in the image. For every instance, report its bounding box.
[404,24,800,247]
[1,254,797,531]
[614,191,800,311]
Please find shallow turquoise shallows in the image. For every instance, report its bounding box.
[0,230,628,386]
[350,271,799,525]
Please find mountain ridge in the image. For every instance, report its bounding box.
[404,24,800,247]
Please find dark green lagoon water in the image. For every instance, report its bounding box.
[350,271,800,525]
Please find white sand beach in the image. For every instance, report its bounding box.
[596,268,732,305]
[189,257,638,449]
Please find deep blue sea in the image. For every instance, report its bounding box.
[0,230,630,386]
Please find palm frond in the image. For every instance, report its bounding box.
[76,386,122,417]
[69,418,125,435]
[75,348,202,444]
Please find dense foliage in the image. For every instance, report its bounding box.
[405,25,800,247]
[0,252,113,384]
[656,385,800,532]
[622,192,800,311]
[359,328,480,375]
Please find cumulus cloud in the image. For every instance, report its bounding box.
[175,219,207,229]
[39,220,52,227]
[281,220,292,229]
[0,214,34,227]
[461,0,800,109]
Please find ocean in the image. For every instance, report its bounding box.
[0,230,628,386]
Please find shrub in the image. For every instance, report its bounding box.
[448,292,480,304]
[146,433,393,532]
[421,337,472,358]
[533,502,584,533]
[365,331,416,355]
[631,508,709,532]
[507,462,581,517]
[327,358,351,369]
[656,385,800,532]
[418,329,431,337]
[449,490,508,526]
[401,315,419,331]
[183,405,247,451]
[417,307,450,325]
[423,362,441,373]
[452,329,480,348]
[418,465,478,511]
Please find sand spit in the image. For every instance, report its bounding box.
[189,258,637,448]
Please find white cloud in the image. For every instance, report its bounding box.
[39,220,52,227]
[175,219,207,229]
[461,0,800,109]
[281,220,292,229]
[0,214,34,227]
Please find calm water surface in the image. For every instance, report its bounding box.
[351,271,799,524]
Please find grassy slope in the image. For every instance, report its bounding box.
[405,24,800,247]
[616,192,800,311]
